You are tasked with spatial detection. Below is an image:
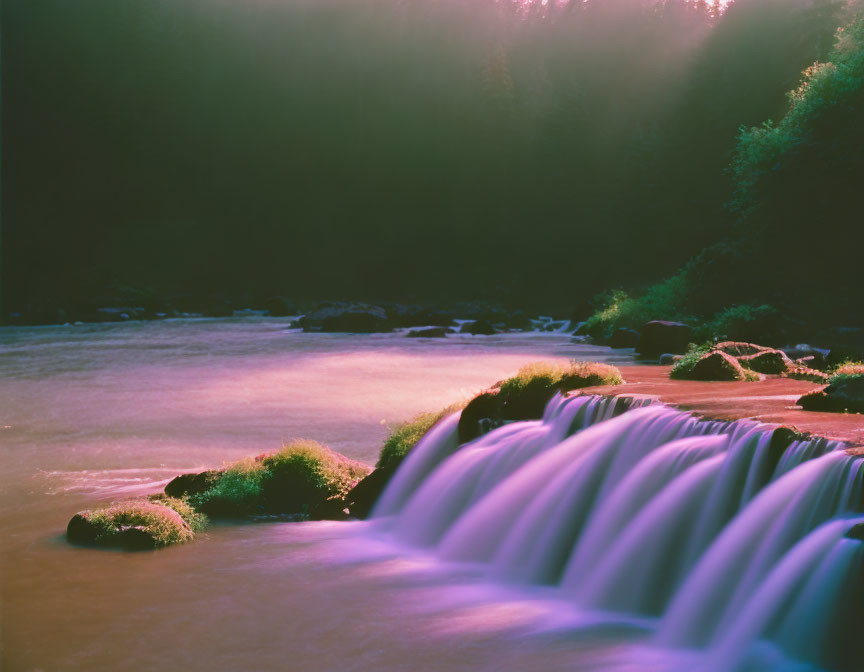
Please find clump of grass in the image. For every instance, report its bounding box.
[671,343,760,381]
[499,361,623,395]
[377,402,465,470]
[193,440,370,516]
[670,342,714,379]
[84,497,204,547]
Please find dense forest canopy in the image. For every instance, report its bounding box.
[2,0,861,316]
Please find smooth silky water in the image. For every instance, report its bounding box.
[1,317,638,672]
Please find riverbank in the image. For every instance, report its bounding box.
[577,365,864,448]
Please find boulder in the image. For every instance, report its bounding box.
[458,390,503,443]
[637,321,692,356]
[66,513,101,545]
[164,470,221,498]
[739,349,794,375]
[406,327,452,338]
[345,466,398,519]
[784,345,828,370]
[798,376,864,413]
[659,353,683,366]
[689,350,748,381]
[299,303,390,333]
[461,319,496,335]
[609,328,640,349]
[310,498,350,521]
[392,306,456,328]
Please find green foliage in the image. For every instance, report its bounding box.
[191,458,265,516]
[701,304,782,344]
[194,440,370,516]
[731,17,864,214]
[377,403,465,470]
[86,498,203,546]
[499,361,624,395]
[670,342,714,379]
[582,273,694,340]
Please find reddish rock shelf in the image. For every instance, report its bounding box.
[575,365,864,450]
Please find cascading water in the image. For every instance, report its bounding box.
[371,393,864,672]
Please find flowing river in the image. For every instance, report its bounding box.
[1,318,640,672]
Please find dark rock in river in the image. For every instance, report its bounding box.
[345,465,398,519]
[299,303,390,333]
[67,513,101,545]
[310,498,350,521]
[609,328,640,349]
[637,321,692,356]
[739,349,794,375]
[798,375,864,414]
[406,326,452,338]
[458,390,504,443]
[690,350,749,381]
[164,470,221,498]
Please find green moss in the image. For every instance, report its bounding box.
[193,440,370,516]
[670,343,714,379]
[84,497,205,547]
[499,361,624,395]
[377,403,465,470]
[831,361,864,377]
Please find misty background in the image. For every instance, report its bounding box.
[2,0,859,316]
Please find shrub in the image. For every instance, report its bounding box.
[700,304,784,344]
[377,402,465,470]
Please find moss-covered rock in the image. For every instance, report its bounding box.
[739,349,794,374]
[798,374,864,414]
[344,465,398,519]
[192,440,370,517]
[67,496,207,549]
[164,470,221,498]
[687,350,751,381]
[782,365,829,383]
[376,404,463,471]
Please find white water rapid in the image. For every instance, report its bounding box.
[372,393,864,672]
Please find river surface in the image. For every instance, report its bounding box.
[0,318,654,672]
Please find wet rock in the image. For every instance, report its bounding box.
[659,353,683,366]
[689,350,749,381]
[406,326,452,338]
[66,513,100,545]
[310,498,350,521]
[458,390,503,443]
[609,328,640,349]
[113,526,158,550]
[637,321,692,357]
[299,303,390,333]
[345,466,398,519]
[164,470,221,498]
[798,376,864,414]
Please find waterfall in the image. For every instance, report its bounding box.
[370,393,862,671]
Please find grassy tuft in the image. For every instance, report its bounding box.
[377,402,465,470]
[193,440,370,516]
[86,498,203,547]
[670,343,714,379]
